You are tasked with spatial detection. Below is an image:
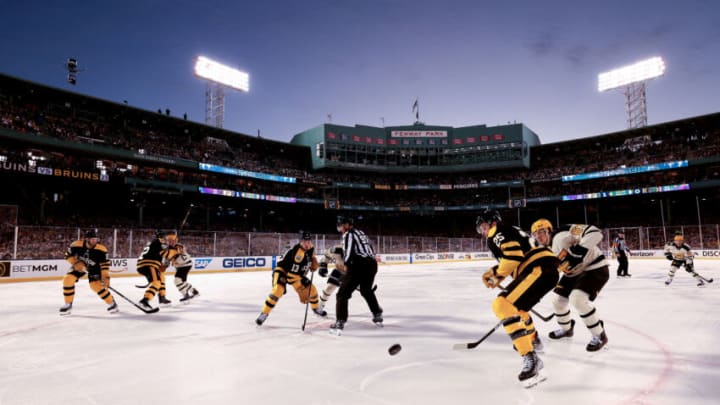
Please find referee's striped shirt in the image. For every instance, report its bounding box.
[343,228,375,263]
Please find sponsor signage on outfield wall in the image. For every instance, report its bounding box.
[8,250,717,281]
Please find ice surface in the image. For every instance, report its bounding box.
[1,260,718,405]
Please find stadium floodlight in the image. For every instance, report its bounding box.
[598,57,665,92]
[194,56,249,129]
[598,56,666,129]
[194,56,249,92]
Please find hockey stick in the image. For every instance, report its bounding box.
[135,282,150,289]
[696,273,714,283]
[107,286,159,314]
[453,320,503,350]
[301,270,315,331]
[179,205,193,231]
[530,308,554,322]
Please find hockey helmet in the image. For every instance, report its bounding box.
[154,230,166,240]
[476,209,501,235]
[531,219,553,235]
[674,234,684,243]
[165,230,178,244]
[301,231,313,241]
[85,229,98,239]
[477,209,501,224]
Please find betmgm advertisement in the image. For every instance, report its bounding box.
[0,256,278,282]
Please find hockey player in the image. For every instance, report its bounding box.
[664,234,713,286]
[136,230,167,312]
[317,245,346,311]
[255,231,326,325]
[161,232,199,302]
[59,229,118,315]
[330,215,383,335]
[531,220,610,352]
[476,210,559,388]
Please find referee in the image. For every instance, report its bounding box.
[330,215,383,334]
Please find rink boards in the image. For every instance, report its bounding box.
[2,249,718,282]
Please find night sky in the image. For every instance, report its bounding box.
[1,0,718,144]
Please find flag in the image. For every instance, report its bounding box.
[412,99,419,120]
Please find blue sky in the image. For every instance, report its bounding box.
[1,0,718,144]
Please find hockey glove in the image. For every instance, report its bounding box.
[665,252,673,261]
[318,262,328,277]
[567,244,588,268]
[482,265,505,289]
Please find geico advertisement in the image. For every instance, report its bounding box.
[192,256,276,271]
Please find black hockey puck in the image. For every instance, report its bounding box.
[388,343,402,356]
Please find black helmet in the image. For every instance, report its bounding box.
[336,215,354,226]
[476,209,502,225]
[85,229,98,238]
[155,230,166,239]
[301,231,313,241]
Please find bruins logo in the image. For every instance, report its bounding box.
[0,261,10,278]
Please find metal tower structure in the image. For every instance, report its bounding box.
[598,56,665,130]
[205,82,225,128]
[194,56,249,130]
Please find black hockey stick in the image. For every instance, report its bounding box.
[696,274,714,283]
[301,270,315,331]
[530,308,554,322]
[108,286,159,314]
[135,282,150,289]
[453,320,503,350]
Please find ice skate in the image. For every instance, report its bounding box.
[548,319,575,339]
[138,298,154,312]
[586,323,608,352]
[312,307,327,317]
[158,295,172,306]
[179,288,199,303]
[665,277,673,286]
[697,279,706,287]
[372,311,384,327]
[107,301,119,313]
[255,312,268,326]
[329,320,344,336]
[59,303,72,316]
[518,351,546,388]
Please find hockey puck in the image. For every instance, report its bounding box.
[388,343,402,356]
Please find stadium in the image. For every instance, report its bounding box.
[1,69,719,404]
[1,72,720,262]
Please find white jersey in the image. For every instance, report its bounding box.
[664,242,692,262]
[551,224,608,277]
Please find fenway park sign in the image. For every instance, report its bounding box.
[390,130,447,138]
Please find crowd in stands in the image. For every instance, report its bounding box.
[4,74,720,260]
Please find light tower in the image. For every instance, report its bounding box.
[598,56,666,129]
[193,56,249,129]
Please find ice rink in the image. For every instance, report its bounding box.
[1,259,718,405]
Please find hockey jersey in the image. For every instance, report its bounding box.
[551,224,608,277]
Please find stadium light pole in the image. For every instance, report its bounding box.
[598,56,665,129]
[194,56,249,129]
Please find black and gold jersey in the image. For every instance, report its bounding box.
[138,238,165,270]
[276,244,315,274]
[65,240,110,273]
[488,223,556,279]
